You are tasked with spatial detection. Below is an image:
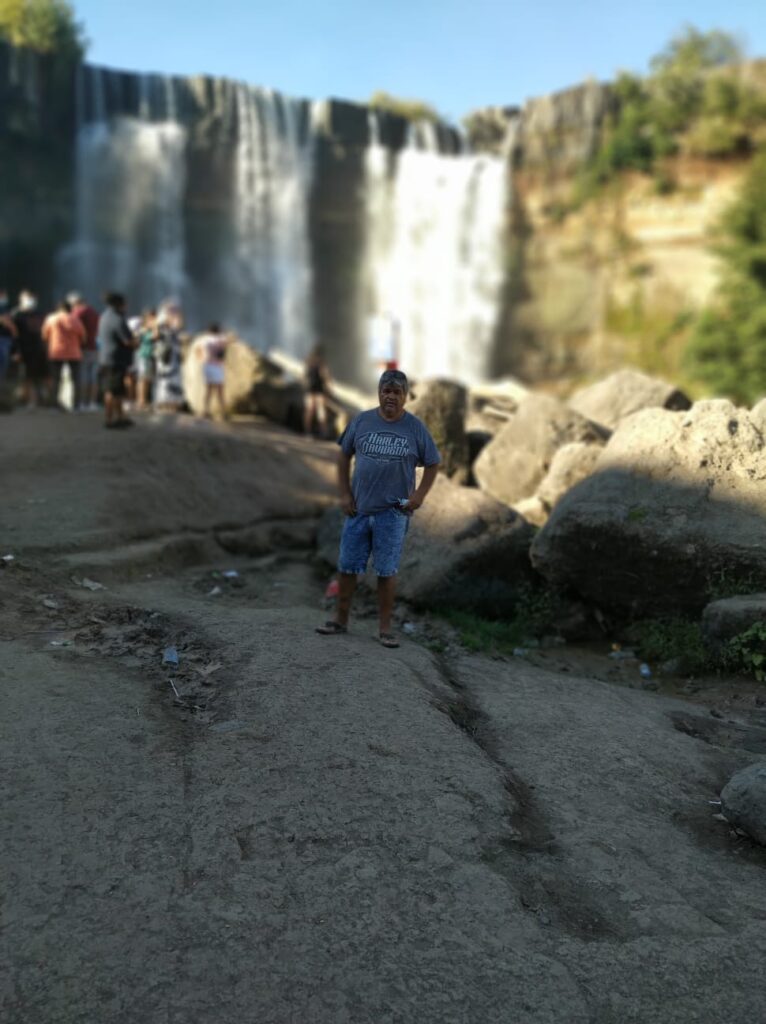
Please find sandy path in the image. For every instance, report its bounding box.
[1,411,765,1023]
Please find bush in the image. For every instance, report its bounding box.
[723,622,766,680]
[368,90,440,124]
[636,617,710,675]
[0,0,86,60]
[573,27,757,201]
[684,151,766,403]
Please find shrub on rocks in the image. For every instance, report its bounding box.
[474,394,607,507]
[569,369,691,430]
[531,400,766,618]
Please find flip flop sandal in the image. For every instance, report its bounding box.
[378,633,400,649]
[315,621,347,636]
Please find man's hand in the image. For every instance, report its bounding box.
[407,464,439,512]
[340,492,356,516]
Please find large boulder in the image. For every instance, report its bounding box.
[531,400,766,617]
[182,336,259,415]
[702,594,766,647]
[721,764,766,846]
[751,397,766,429]
[569,369,691,430]
[408,379,469,481]
[317,474,537,616]
[474,394,606,507]
[535,442,602,512]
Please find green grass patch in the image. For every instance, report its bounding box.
[437,586,555,656]
[635,616,711,675]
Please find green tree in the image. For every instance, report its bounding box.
[684,151,766,402]
[575,27,752,202]
[369,90,439,124]
[0,0,85,60]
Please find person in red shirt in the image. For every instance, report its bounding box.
[42,299,85,411]
[68,292,100,411]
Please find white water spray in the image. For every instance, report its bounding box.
[363,116,508,384]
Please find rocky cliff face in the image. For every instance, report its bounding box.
[496,157,743,384]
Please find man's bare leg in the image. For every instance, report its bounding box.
[336,573,358,626]
[377,575,397,635]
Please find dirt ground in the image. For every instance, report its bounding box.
[1,409,765,1024]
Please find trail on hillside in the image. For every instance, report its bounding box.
[1,411,765,1024]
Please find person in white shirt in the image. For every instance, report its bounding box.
[198,322,229,419]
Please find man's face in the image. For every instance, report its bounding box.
[379,382,407,419]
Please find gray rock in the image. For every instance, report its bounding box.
[474,394,606,507]
[536,441,602,511]
[569,369,691,430]
[702,594,766,647]
[721,763,766,846]
[218,519,319,556]
[531,401,766,617]
[316,475,536,616]
[408,379,469,481]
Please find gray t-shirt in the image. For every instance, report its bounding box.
[339,408,441,515]
[97,307,133,369]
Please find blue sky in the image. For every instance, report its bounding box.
[74,0,766,122]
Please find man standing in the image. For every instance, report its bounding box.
[317,369,440,648]
[68,292,100,410]
[97,293,137,428]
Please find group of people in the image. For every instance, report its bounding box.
[1,283,438,644]
[0,288,231,427]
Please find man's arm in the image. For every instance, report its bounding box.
[407,464,438,512]
[337,451,356,516]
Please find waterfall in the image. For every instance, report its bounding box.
[229,85,316,356]
[363,116,508,384]
[57,64,188,311]
[57,65,317,355]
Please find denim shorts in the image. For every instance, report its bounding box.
[338,508,410,577]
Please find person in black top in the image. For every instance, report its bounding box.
[12,291,48,407]
[0,288,18,384]
[303,345,331,438]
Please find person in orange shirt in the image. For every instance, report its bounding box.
[42,299,86,411]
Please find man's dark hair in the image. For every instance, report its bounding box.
[105,292,126,310]
[378,369,409,393]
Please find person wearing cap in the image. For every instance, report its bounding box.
[68,292,100,411]
[316,369,440,648]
